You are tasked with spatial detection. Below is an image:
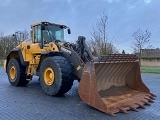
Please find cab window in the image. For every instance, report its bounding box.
[34,25,41,43]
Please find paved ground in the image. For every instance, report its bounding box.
[0,67,159,120]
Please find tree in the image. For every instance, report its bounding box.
[13,30,30,45]
[132,29,151,65]
[0,30,30,58]
[89,11,118,56]
[132,29,151,53]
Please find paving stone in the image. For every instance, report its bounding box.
[0,67,159,120]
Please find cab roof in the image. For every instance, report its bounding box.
[31,21,67,28]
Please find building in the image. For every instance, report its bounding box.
[141,48,160,57]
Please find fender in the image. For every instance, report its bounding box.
[36,51,63,75]
[5,48,29,72]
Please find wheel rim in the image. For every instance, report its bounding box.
[44,67,55,86]
[10,66,16,80]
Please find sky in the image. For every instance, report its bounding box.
[0,0,160,53]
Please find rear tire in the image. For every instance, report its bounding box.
[40,56,74,96]
[7,58,29,86]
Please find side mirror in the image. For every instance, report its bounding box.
[67,28,71,34]
[12,34,17,40]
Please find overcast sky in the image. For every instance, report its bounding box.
[0,0,160,53]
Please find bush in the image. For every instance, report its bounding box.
[141,56,160,60]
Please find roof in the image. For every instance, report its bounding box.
[31,21,67,28]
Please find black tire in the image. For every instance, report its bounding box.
[40,56,74,96]
[7,58,29,86]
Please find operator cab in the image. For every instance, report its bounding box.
[31,22,71,48]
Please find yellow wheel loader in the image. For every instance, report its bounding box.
[4,22,155,116]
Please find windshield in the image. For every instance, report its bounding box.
[45,25,64,42]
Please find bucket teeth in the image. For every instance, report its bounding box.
[119,108,128,114]
[130,106,138,112]
[147,98,154,103]
[150,96,155,100]
[145,94,152,97]
[135,103,145,109]
[144,96,150,100]
[145,102,151,106]
[145,93,156,99]
[110,112,116,117]
[141,100,151,106]
[149,99,154,103]
[144,96,154,103]
[150,93,157,97]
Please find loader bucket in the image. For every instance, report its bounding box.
[78,61,156,116]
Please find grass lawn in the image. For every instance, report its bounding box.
[140,66,160,74]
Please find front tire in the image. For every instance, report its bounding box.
[40,56,74,96]
[7,58,29,86]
